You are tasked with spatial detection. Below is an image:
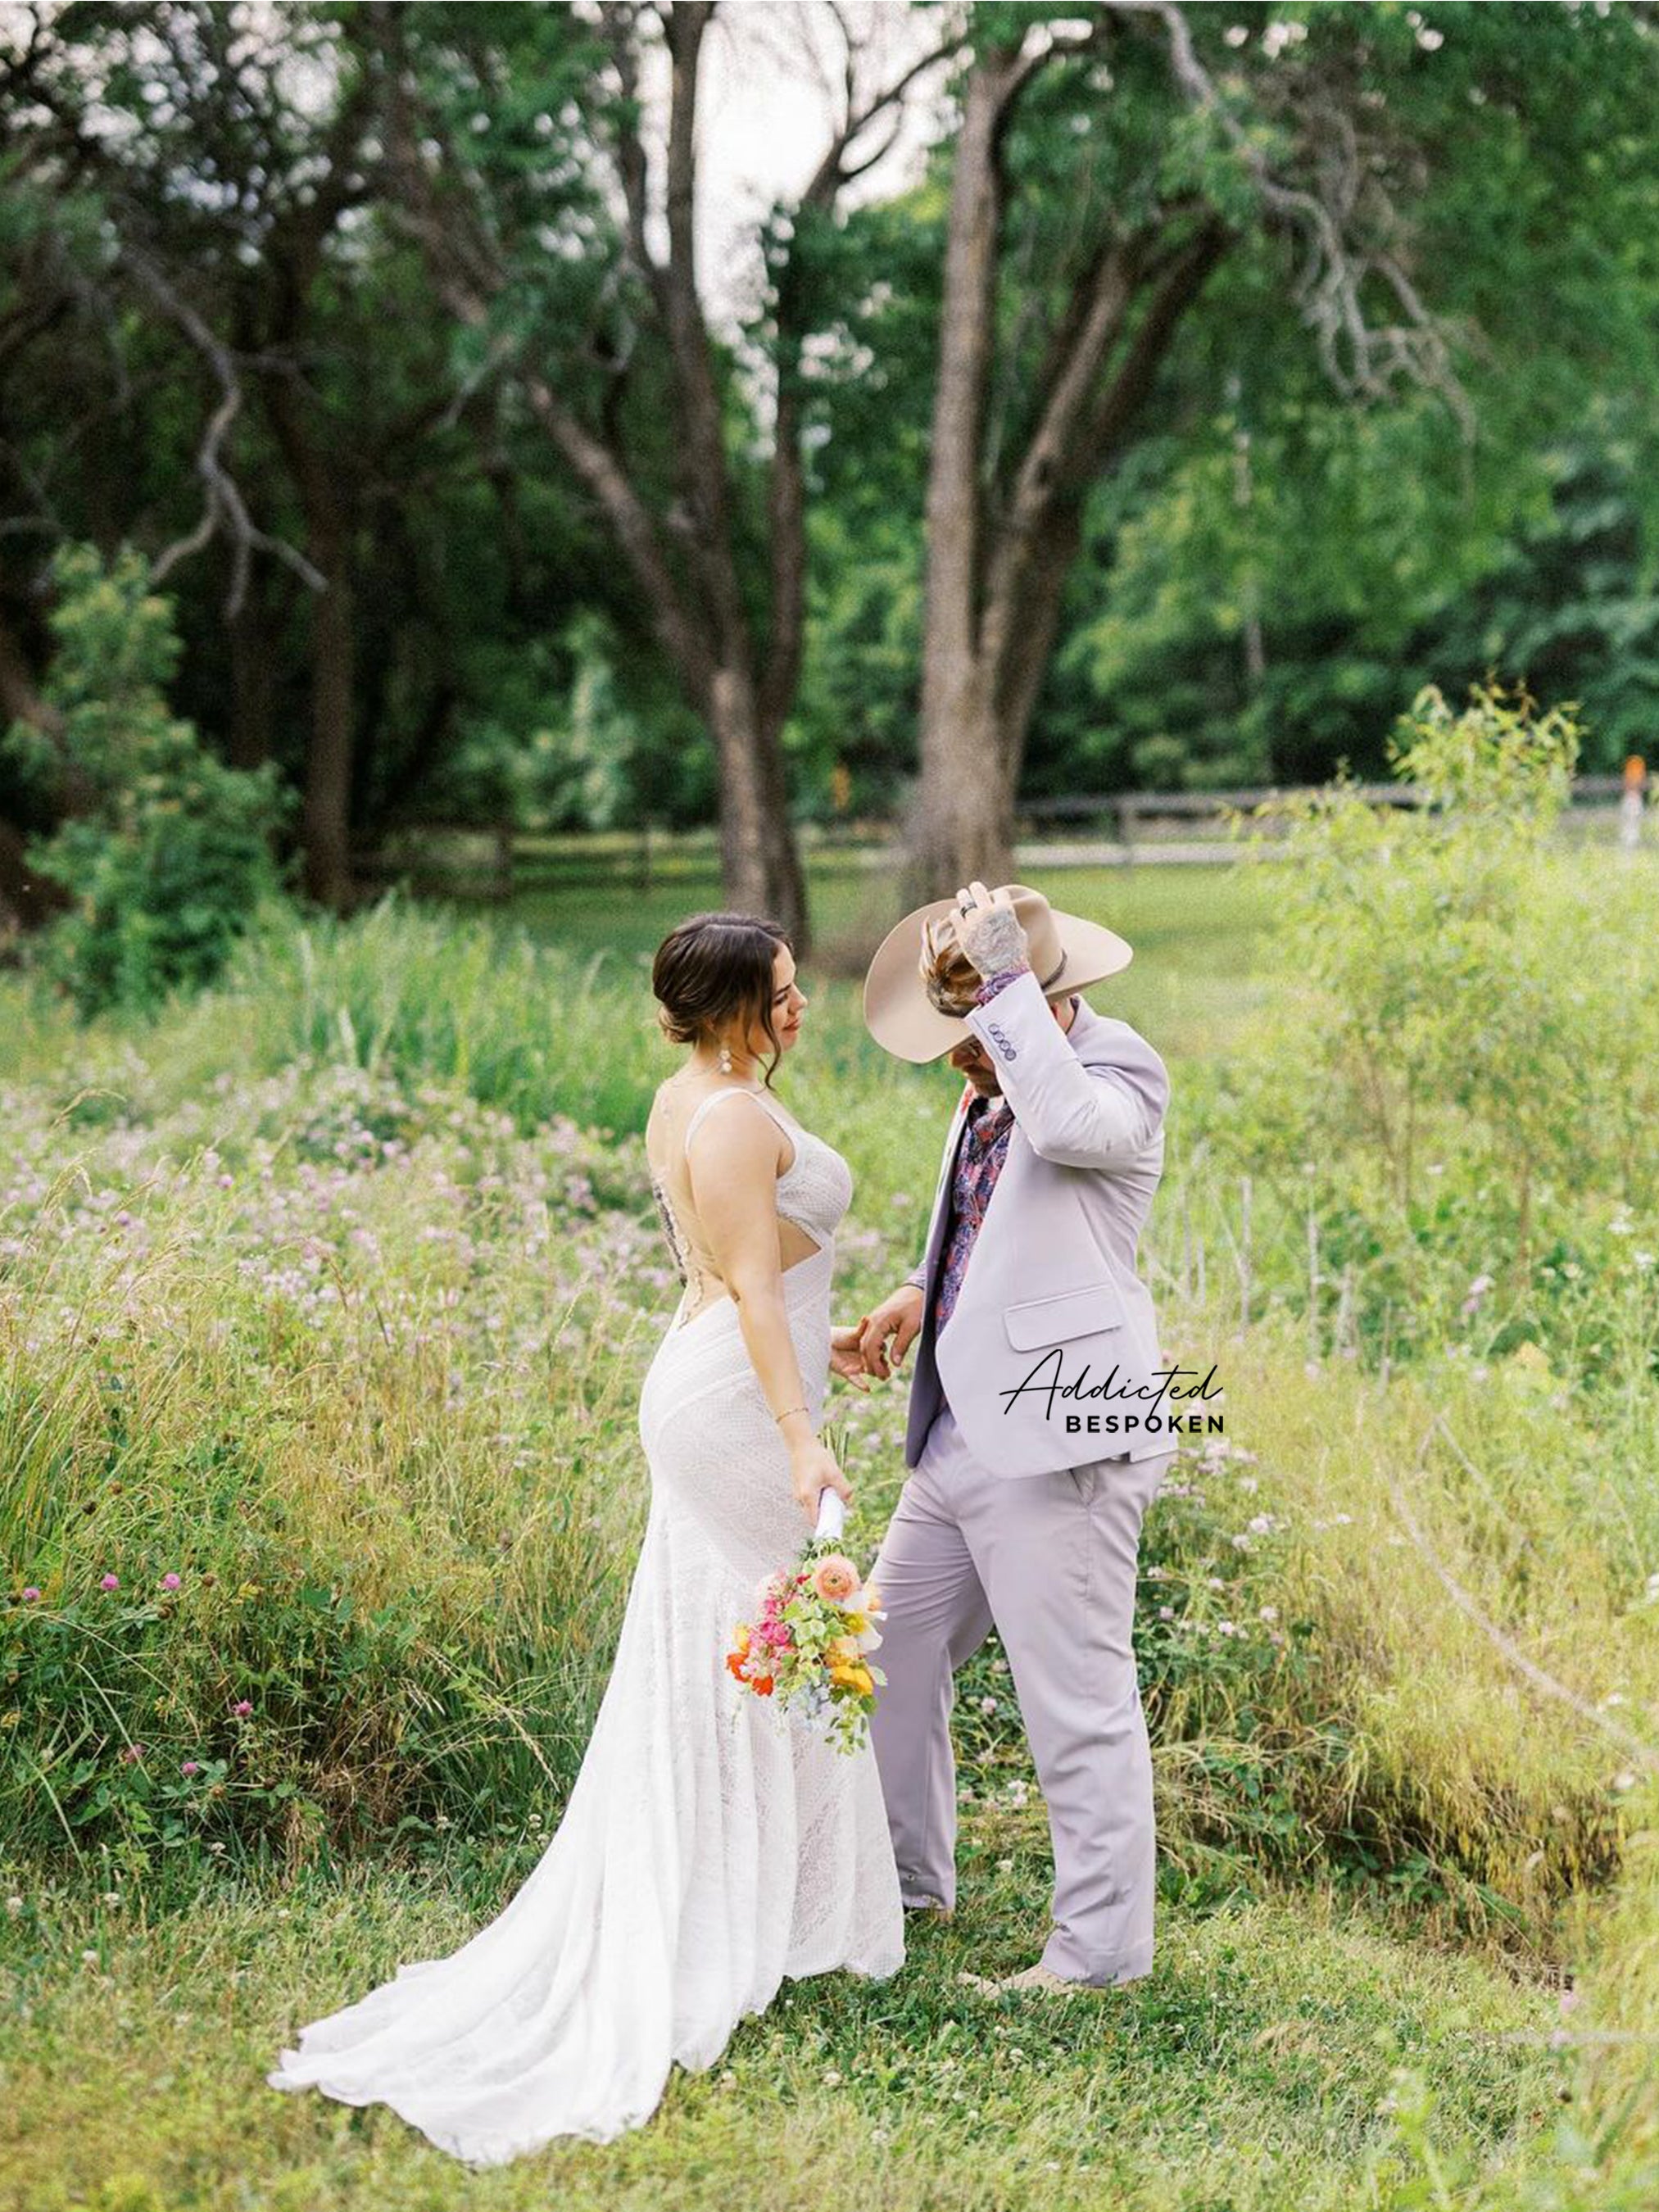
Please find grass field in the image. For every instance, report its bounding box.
[508,856,1287,1067]
[2,859,1655,2211]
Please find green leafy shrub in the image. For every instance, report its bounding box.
[1200,682,1659,1371]
[6,543,292,1018]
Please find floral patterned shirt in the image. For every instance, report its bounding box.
[931,964,1028,1335]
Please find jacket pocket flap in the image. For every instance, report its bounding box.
[1004,1281,1124,1351]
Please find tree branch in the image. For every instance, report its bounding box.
[128,255,326,613]
[1141,0,1474,433]
[374,11,716,703]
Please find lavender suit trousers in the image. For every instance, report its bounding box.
[868,1400,1174,1986]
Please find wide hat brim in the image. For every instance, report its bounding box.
[863,884,1134,1063]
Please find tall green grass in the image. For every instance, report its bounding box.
[3,841,1657,2207]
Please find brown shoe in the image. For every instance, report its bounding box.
[904,1897,954,1923]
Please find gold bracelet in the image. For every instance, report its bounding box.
[773,1403,809,1426]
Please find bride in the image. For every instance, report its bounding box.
[267,911,904,2164]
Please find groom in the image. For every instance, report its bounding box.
[854,880,1176,1995]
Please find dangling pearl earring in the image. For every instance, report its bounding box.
[717,1038,734,1076]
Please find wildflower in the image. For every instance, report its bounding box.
[100,1573,120,1592]
[160,1572,182,1592]
[181,1761,201,1777]
[20,1588,40,1603]
[232,1699,253,1717]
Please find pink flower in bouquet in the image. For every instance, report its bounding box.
[755,1570,789,1613]
[812,1554,861,1606]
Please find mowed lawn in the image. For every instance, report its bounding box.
[2,1865,1566,2212]
[509,854,1287,1068]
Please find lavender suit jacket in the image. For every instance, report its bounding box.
[900,970,1171,1478]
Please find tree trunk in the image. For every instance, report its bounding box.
[266,382,358,911]
[708,665,808,936]
[302,538,357,909]
[908,43,1025,903]
[909,22,1230,901]
[0,814,68,941]
[905,675,1016,896]
[225,562,279,770]
[0,596,81,934]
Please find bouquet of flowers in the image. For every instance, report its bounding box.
[726,1446,886,1755]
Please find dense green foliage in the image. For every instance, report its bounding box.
[3,3,1658,855]
[3,546,291,1015]
[1201,682,1659,1362]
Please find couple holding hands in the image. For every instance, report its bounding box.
[270,879,1176,2168]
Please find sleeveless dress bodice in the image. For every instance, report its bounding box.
[648,1086,854,1331]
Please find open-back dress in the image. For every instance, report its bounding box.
[265,1078,903,2166]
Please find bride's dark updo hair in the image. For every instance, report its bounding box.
[651,911,792,1089]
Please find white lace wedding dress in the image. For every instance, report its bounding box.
[267,1085,904,2166]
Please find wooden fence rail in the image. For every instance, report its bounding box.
[351,775,1643,900]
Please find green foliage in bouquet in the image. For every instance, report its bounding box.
[6,543,293,1018]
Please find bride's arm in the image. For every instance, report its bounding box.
[688,1103,851,1520]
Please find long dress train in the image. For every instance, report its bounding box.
[266,1094,903,2166]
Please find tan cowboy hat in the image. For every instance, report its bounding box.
[863,882,1134,1063]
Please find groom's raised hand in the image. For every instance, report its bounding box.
[856,1284,925,1381]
